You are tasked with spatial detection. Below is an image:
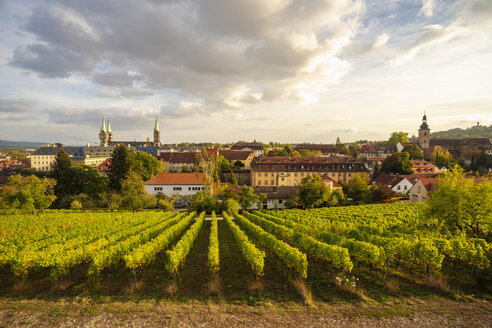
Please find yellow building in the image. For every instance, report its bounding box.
[30,145,114,171]
[251,156,368,187]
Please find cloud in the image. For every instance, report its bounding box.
[8,0,364,116]
[386,24,458,66]
[0,98,37,113]
[419,0,437,17]
[353,33,390,55]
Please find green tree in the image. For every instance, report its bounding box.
[222,198,239,213]
[239,185,260,210]
[120,171,156,212]
[402,144,424,160]
[229,169,238,186]
[190,190,218,213]
[0,174,56,212]
[381,152,413,174]
[49,150,73,207]
[295,175,330,209]
[372,162,381,179]
[108,144,133,191]
[342,173,372,203]
[387,131,409,145]
[421,164,492,237]
[131,151,162,181]
[349,144,361,157]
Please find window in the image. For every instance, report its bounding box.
[271,180,274,185]
[294,180,297,185]
[287,180,291,185]
[173,187,182,191]
[271,173,274,177]
[397,185,401,190]
[189,187,191,191]
[417,186,422,193]
[301,173,304,177]
[294,173,297,177]
[404,185,407,190]
[258,173,261,177]
[258,180,261,185]
[264,180,268,185]
[154,187,163,191]
[279,200,283,204]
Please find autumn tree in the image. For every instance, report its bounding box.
[421,164,492,238]
[120,171,156,212]
[0,174,56,212]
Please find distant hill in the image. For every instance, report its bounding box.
[0,140,45,149]
[431,125,492,139]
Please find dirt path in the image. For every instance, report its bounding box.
[0,298,491,327]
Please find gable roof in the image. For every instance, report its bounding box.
[231,142,264,151]
[146,173,205,185]
[158,152,199,164]
[253,186,297,199]
[320,175,342,187]
[220,150,254,161]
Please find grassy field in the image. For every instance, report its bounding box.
[1,216,491,327]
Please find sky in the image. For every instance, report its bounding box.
[0,0,491,145]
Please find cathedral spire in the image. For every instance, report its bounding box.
[154,116,160,132]
[107,119,112,132]
[101,116,107,132]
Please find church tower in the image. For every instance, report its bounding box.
[99,117,109,146]
[107,119,113,144]
[418,113,430,149]
[153,117,161,147]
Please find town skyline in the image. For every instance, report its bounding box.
[1,0,492,144]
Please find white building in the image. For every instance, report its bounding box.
[145,173,206,197]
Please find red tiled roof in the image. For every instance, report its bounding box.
[231,142,264,151]
[419,177,439,191]
[220,150,254,161]
[97,158,111,172]
[320,175,342,187]
[158,152,199,164]
[146,173,205,185]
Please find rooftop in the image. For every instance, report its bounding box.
[146,173,205,185]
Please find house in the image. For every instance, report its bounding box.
[320,175,343,192]
[408,177,439,202]
[97,158,112,176]
[357,144,397,159]
[251,156,368,187]
[411,160,441,174]
[220,150,256,169]
[30,145,80,171]
[145,173,205,196]
[230,141,264,157]
[158,152,199,172]
[253,186,297,209]
[373,174,416,195]
[295,144,345,156]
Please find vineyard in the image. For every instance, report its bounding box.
[0,203,491,303]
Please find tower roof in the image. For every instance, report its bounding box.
[101,117,107,132]
[154,117,160,132]
[107,119,112,132]
[420,113,429,130]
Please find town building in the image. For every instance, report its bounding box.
[295,144,345,156]
[100,117,162,147]
[357,144,397,159]
[251,156,368,187]
[219,150,256,169]
[411,160,441,174]
[30,144,115,171]
[230,141,264,157]
[409,177,439,202]
[30,145,80,171]
[372,174,417,195]
[414,114,492,160]
[145,173,205,197]
[253,186,297,209]
[158,152,199,172]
